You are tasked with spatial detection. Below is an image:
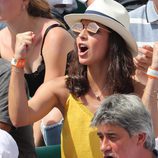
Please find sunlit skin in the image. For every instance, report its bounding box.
[0,0,24,22]
[76,20,110,66]
[97,124,146,158]
[153,0,158,12]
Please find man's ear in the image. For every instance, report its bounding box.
[136,132,146,146]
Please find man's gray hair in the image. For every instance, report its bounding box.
[91,94,155,150]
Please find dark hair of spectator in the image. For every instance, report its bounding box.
[66,29,136,97]
[27,0,52,18]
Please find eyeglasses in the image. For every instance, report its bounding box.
[71,22,110,36]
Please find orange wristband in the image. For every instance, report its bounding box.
[147,75,158,80]
[147,67,158,80]
[11,58,26,68]
[149,67,158,71]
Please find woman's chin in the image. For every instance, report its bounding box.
[79,59,89,65]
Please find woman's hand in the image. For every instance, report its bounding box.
[134,45,153,72]
[134,45,153,85]
[151,42,158,69]
[14,31,35,59]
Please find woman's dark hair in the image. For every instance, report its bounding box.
[27,0,52,18]
[66,30,136,97]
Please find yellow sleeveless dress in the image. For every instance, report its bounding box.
[61,94,103,158]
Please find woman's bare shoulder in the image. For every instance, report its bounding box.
[0,27,8,35]
[43,18,74,41]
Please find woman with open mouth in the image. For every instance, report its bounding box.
[8,0,158,157]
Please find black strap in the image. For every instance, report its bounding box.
[40,24,65,56]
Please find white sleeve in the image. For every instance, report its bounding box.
[77,0,87,3]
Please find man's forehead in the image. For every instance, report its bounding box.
[97,124,126,133]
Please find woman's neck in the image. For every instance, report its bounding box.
[86,66,110,103]
[87,65,107,91]
[7,15,41,35]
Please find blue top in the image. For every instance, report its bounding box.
[129,0,158,47]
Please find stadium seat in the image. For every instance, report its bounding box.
[35,145,61,158]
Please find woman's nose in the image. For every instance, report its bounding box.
[78,28,88,39]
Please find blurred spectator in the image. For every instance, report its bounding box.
[48,0,86,23]
[116,0,148,11]
[48,0,78,15]
[0,129,19,158]
[130,0,158,47]
[129,0,158,137]
[129,0,156,85]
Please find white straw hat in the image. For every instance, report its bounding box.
[0,129,19,158]
[64,0,138,56]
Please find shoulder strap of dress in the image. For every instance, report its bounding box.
[40,24,65,55]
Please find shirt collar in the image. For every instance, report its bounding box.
[146,0,158,23]
[153,149,158,157]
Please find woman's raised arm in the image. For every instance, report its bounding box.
[8,32,67,127]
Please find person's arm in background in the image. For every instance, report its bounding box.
[9,70,65,127]
[134,45,153,85]
[142,42,158,137]
[86,0,94,6]
[129,0,158,137]
[77,0,94,6]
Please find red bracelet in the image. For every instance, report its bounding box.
[11,58,26,68]
[147,75,158,80]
